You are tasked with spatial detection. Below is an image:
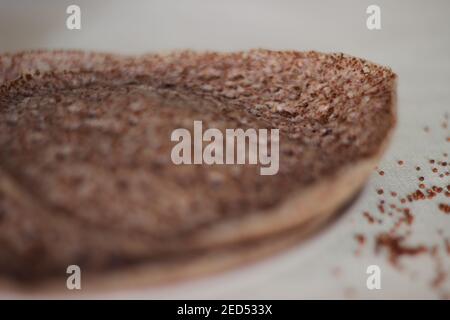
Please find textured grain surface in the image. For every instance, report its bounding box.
[0,50,396,282]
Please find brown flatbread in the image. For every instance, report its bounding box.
[0,50,397,290]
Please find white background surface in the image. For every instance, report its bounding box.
[0,0,449,299]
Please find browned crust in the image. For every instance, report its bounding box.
[0,50,397,293]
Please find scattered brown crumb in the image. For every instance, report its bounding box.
[375,233,428,266]
[355,234,366,245]
[427,189,436,199]
[359,119,450,295]
[430,247,446,288]
[403,208,414,225]
[363,212,376,224]
[438,203,450,214]
[412,189,426,200]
